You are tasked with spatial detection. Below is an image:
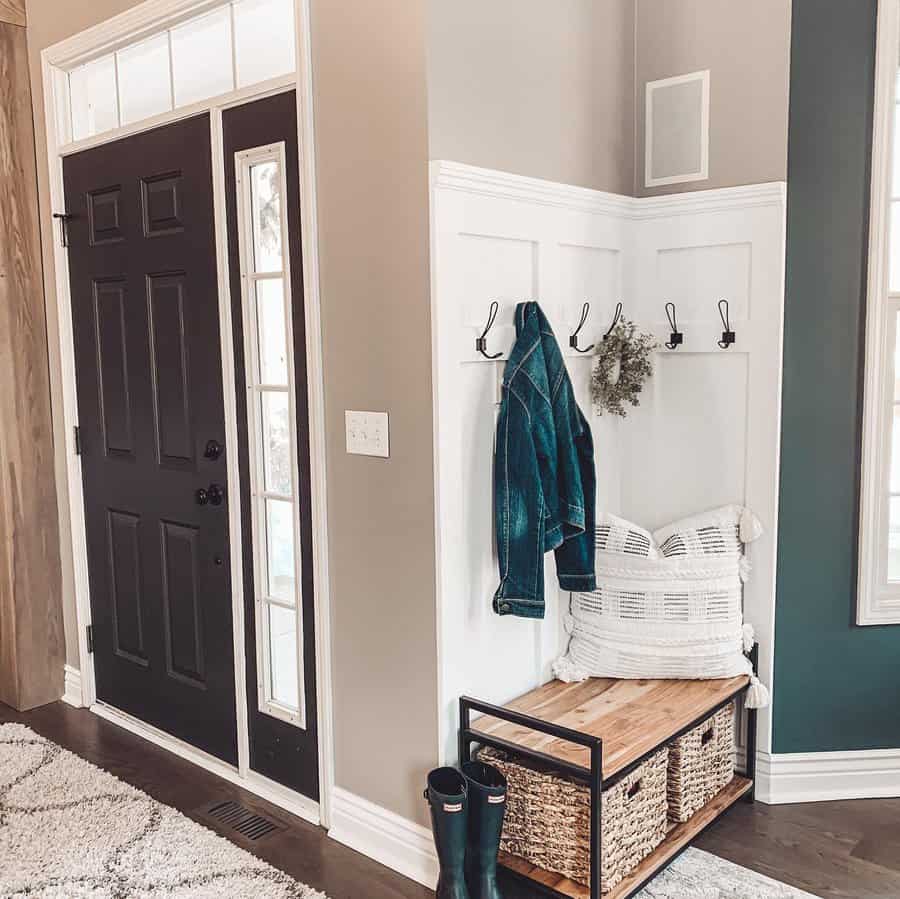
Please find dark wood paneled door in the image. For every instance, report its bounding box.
[64,114,238,764]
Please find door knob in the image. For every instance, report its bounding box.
[196,483,225,506]
[204,439,224,460]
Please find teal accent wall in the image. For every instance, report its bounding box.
[774,0,900,752]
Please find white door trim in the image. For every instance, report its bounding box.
[209,104,252,777]
[857,0,900,626]
[40,0,334,829]
[92,701,321,825]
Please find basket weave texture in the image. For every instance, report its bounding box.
[667,702,735,823]
[477,745,668,892]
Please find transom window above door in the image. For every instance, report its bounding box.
[58,0,296,144]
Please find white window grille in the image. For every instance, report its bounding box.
[235,142,306,724]
[62,0,295,144]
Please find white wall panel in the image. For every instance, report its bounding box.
[655,242,752,321]
[621,352,749,530]
[431,161,785,763]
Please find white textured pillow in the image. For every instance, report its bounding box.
[596,512,657,558]
[554,506,768,705]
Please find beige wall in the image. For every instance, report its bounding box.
[309,0,438,823]
[427,0,789,198]
[427,0,635,194]
[26,0,437,826]
[634,0,791,196]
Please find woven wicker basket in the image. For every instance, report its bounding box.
[477,745,668,892]
[667,702,735,823]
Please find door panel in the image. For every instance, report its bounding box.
[148,272,194,466]
[223,91,319,799]
[64,114,238,764]
[107,508,146,665]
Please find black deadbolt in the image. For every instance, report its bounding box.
[196,483,225,506]
[204,439,224,460]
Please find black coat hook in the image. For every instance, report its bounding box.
[475,300,503,359]
[664,301,683,350]
[569,302,594,353]
[602,301,624,340]
[717,298,735,348]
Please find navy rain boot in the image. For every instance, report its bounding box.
[461,761,507,899]
[425,767,471,899]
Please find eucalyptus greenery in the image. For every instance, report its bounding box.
[590,320,658,417]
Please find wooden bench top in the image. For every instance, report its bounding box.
[471,674,749,780]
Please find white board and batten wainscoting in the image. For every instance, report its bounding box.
[430,160,787,806]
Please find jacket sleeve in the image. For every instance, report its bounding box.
[493,387,547,619]
[553,398,597,593]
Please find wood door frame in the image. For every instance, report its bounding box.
[39,0,334,829]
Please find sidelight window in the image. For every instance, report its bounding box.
[62,0,296,143]
[235,142,305,724]
[859,1,900,625]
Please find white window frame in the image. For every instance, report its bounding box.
[52,0,298,151]
[235,141,307,726]
[40,0,335,827]
[859,0,900,625]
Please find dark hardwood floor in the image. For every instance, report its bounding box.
[2,700,898,898]
[694,794,900,899]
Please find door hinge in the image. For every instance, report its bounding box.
[86,624,94,654]
[73,425,81,455]
[53,212,73,248]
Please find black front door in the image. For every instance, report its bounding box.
[64,114,238,764]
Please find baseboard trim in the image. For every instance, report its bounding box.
[328,787,438,889]
[755,748,900,804]
[62,665,83,707]
[89,702,321,826]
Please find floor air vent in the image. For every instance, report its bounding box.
[204,800,282,841]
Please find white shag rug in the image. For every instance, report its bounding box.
[0,723,327,898]
[634,847,821,898]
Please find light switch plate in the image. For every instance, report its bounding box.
[345,410,389,458]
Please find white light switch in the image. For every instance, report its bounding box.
[345,410,389,458]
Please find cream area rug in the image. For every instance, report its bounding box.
[635,847,821,898]
[0,724,326,898]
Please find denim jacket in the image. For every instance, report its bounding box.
[493,302,597,618]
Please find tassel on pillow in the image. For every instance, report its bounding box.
[742,623,756,654]
[552,655,589,684]
[745,675,770,709]
[739,507,763,544]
